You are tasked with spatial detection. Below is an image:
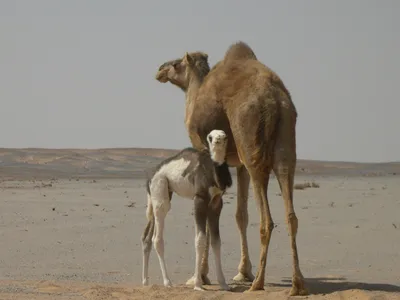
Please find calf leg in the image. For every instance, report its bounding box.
[153,208,172,287]
[208,195,230,291]
[186,223,211,286]
[141,194,155,285]
[201,224,211,284]
[152,182,172,287]
[193,195,208,291]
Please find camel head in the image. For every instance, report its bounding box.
[155,58,183,85]
[155,52,210,91]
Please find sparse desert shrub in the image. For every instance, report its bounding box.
[311,181,320,188]
[294,181,320,190]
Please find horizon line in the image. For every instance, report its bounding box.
[0,146,398,165]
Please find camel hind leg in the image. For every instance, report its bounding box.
[273,120,308,296]
[232,165,254,282]
[247,169,274,291]
[274,163,308,295]
[229,96,279,291]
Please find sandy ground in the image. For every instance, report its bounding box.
[0,173,399,299]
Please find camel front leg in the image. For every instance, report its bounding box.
[232,165,255,282]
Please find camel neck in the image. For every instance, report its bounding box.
[185,70,204,105]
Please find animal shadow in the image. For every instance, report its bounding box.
[272,277,400,295]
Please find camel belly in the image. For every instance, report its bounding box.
[226,152,243,167]
[169,178,196,199]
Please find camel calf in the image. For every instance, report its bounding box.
[141,130,232,291]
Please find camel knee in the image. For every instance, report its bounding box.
[235,209,249,229]
[209,230,221,248]
[260,222,274,245]
[196,232,207,250]
[287,213,298,236]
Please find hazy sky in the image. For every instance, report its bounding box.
[1,1,399,162]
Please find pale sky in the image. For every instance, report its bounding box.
[1,0,399,163]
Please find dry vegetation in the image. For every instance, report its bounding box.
[294,181,320,190]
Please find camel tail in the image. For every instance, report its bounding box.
[141,193,155,246]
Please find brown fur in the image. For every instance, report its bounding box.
[224,41,257,63]
[155,41,308,296]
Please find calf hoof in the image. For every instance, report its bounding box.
[163,280,172,288]
[194,286,205,291]
[186,276,195,286]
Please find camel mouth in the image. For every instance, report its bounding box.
[155,70,169,83]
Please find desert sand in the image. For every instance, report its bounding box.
[0,148,399,299]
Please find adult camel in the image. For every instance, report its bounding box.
[154,41,308,296]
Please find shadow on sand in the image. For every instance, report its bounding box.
[230,277,400,295]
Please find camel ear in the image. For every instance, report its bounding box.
[184,52,194,65]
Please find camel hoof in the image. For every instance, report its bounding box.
[142,279,149,286]
[247,282,264,292]
[201,274,212,285]
[220,283,231,291]
[186,275,211,286]
[232,272,255,283]
[290,286,309,296]
[290,275,309,296]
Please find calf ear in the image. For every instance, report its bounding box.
[207,134,213,144]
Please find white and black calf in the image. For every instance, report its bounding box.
[141,130,232,291]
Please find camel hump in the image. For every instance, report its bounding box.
[224,41,257,63]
